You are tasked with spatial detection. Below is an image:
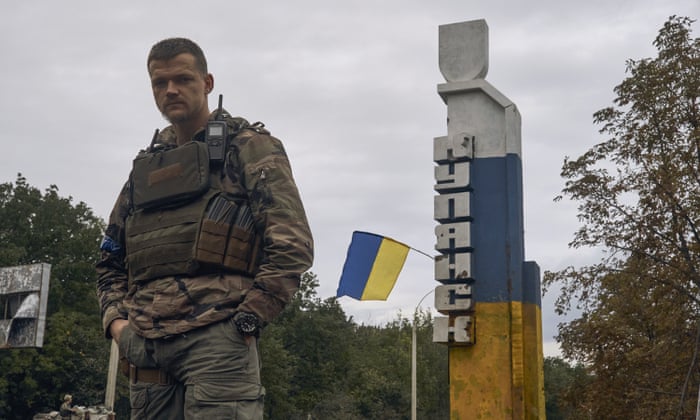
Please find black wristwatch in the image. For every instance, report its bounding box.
[233,312,261,337]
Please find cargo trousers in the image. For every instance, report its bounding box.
[118,318,265,419]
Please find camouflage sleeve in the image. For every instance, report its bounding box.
[231,129,314,325]
[95,181,131,338]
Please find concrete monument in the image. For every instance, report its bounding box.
[432,19,545,418]
[0,263,51,348]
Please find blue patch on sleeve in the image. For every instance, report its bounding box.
[100,236,121,253]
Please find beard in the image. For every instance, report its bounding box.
[160,106,191,124]
[162,111,186,124]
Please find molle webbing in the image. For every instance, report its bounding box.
[126,142,260,282]
[126,192,209,281]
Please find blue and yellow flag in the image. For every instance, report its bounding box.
[337,231,410,300]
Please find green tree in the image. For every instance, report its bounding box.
[0,175,107,418]
[412,310,449,418]
[261,272,358,419]
[349,312,448,420]
[544,16,700,418]
[350,321,412,419]
[543,357,590,420]
[260,275,449,420]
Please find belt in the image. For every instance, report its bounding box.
[120,358,174,385]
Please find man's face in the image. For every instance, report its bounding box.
[148,53,213,125]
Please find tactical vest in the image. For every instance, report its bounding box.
[125,136,261,283]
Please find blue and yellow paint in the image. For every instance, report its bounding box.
[448,154,544,418]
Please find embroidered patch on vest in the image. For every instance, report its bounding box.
[148,163,183,186]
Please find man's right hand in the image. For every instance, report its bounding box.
[109,319,129,344]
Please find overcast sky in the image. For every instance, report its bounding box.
[2,1,698,357]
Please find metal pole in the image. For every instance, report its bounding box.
[412,289,434,420]
[105,339,119,411]
[412,322,417,420]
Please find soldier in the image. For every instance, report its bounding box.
[96,38,313,419]
[59,395,78,420]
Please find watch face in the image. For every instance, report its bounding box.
[236,313,259,335]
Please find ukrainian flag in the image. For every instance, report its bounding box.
[337,231,410,300]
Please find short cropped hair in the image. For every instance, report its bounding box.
[147,38,208,75]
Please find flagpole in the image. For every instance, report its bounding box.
[412,288,434,420]
[409,246,433,260]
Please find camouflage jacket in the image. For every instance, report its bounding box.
[96,111,314,339]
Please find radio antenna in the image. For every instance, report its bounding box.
[217,94,224,120]
[149,129,160,150]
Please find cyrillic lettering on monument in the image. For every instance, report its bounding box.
[433,134,475,345]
